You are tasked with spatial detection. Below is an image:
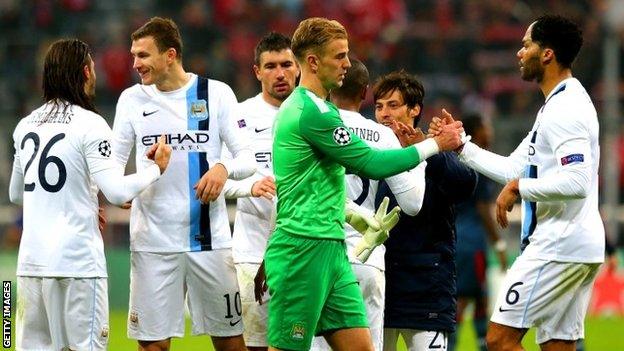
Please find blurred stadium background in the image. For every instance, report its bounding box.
[0,0,623,350]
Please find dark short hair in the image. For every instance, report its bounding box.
[373,70,424,119]
[331,57,368,100]
[531,15,583,68]
[254,32,292,65]
[460,113,484,136]
[132,17,183,60]
[43,39,96,113]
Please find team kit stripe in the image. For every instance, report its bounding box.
[186,77,211,251]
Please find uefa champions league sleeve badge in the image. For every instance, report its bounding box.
[190,100,208,121]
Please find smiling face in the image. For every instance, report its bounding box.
[374,89,420,127]
[315,38,351,92]
[131,36,171,86]
[255,48,299,105]
[517,23,545,82]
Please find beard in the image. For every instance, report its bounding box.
[268,88,291,102]
[520,56,544,82]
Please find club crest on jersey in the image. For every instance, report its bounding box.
[98,140,111,157]
[333,127,351,146]
[189,99,208,120]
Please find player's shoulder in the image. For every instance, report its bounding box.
[205,77,236,95]
[239,93,264,109]
[543,78,596,126]
[300,88,334,115]
[118,83,151,105]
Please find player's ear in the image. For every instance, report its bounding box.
[408,104,421,119]
[166,48,178,64]
[360,85,368,101]
[83,64,91,80]
[253,65,261,81]
[307,53,319,74]
[542,48,554,65]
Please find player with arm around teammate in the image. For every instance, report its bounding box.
[9,39,171,351]
[112,17,255,351]
[431,15,604,351]
[266,17,465,351]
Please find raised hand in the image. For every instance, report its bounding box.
[146,134,172,174]
[390,120,426,147]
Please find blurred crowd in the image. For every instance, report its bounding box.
[0,0,623,202]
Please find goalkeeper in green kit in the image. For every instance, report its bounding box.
[265,17,466,351]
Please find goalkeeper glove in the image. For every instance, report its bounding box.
[353,197,401,262]
[345,199,380,234]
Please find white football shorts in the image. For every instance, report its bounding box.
[16,276,109,351]
[128,249,244,340]
[490,254,600,344]
[311,263,385,350]
[235,262,270,347]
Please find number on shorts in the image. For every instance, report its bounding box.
[223,292,242,318]
[428,331,446,349]
[505,281,524,305]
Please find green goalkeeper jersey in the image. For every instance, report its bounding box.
[272,86,425,240]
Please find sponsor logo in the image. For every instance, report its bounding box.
[98,140,111,157]
[229,318,241,327]
[141,132,210,151]
[190,100,208,120]
[290,322,306,340]
[498,306,513,313]
[333,127,351,145]
[561,153,584,165]
[255,126,269,133]
[142,110,158,117]
[255,152,272,168]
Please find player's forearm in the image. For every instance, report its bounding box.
[93,164,161,205]
[519,166,591,201]
[356,138,439,180]
[223,175,259,199]
[9,161,24,205]
[459,141,524,185]
[219,148,257,180]
[387,163,426,216]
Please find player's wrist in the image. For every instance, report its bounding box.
[414,138,439,161]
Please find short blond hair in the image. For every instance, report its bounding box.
[291,17,348,62]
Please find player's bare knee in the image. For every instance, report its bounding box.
[138,339,170,351]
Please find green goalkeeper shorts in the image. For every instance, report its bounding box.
[264,230,368,350]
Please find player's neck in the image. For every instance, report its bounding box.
[299,74,329,100]
[539,67,572,98]
[261,91,283,108]
[155,64,190,92]
[331,97,360,112]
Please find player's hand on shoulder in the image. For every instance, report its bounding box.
[252,176,276,200]
[194,163,228,204]
[146,134,172,174]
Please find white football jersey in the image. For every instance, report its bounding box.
[113,74,255,252]
[460,78,604,263]
[226,94,278,264]
[340,109,423,270]
[11,103,113,277]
